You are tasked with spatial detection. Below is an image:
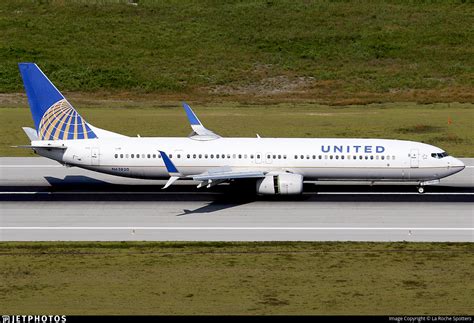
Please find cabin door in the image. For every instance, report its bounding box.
[410,149,419,168]
[91,147,100,166]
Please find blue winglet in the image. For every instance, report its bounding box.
[182,102,201,126]
[159,151,180,174]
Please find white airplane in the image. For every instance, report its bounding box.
[17,63,465,195]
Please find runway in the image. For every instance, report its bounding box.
[1,157,473,242]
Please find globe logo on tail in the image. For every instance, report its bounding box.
[38,99,97,140]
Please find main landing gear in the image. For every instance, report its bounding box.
[417,186,425,194]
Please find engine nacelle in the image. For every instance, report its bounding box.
[256,173,303,195]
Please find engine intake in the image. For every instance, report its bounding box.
[256,173,303,195]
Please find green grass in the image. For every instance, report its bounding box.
[0,242,472,315]
[1,0,473,103]
[1,99,472,156]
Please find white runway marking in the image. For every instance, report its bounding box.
[0,191,472,195]
[1,227,472,231]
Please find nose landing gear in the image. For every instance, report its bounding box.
[416,179,440,194]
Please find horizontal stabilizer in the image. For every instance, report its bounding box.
[22,127,38,141]
[13,144,67,150]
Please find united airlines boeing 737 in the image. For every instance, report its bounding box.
[17,63,465,195]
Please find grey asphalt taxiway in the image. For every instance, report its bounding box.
[1,157,473,242]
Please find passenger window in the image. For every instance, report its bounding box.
[251,155,254,159]
[341,156,345,160]
[359,156,363,160]
[295,155,298,159]
[273,155,276,159]
[267,155,270,159]
[126,154,129,158]
[216,154,220,159]
[319,155,322,159]
[210,154,214,159]
[370,156,374,160]
[353,156,356,160]
[392,156,395,160]
[205,154,208,159]
[325,155,328,159]
[330,155,333,159]
[365,156,368,160]
[147,154,151,158]
[300,155,304,159]
[187,154,190,158]
[169,154,172,159]
[114,154,118,158]
[244,154,248,159]
[131,154,135,158]
[376,156,379,160]
[120,154,123,158]
[335,155,339,160]
[193,154,196,159]
[239,154,243,159]
[381,156,385,160]
[283,155,287,159]
[137,154,140,159]
[227,154,231,158]
[233,154,236,158]
[153,154,156,158]
[199,154,202,158]
[142,154,145,158]
[306,155,310,159]
[387,156,390,160]
[278,155,281,159]
[222,154,225,159]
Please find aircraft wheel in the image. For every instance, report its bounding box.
[417,186,425,194]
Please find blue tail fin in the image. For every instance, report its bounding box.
[18,63,97,140]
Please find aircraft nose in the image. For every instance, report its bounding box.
[449,157,465,172]
[453,157,465,169]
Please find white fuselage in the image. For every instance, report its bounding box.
[35,137,465,183]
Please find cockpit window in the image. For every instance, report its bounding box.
[431,152,449,159]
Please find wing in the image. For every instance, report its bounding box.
[182,102,221,140]
[159,151,265,189]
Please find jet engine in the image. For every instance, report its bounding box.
[256,173,303,195]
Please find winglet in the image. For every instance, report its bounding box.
[181,102,220,139]
[159,150,182,189]
[182,102,202,126]
[159,151,181,176]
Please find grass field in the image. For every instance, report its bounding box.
[1,0,473,103]
[1,99,472,157]
[0,242,472,315]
